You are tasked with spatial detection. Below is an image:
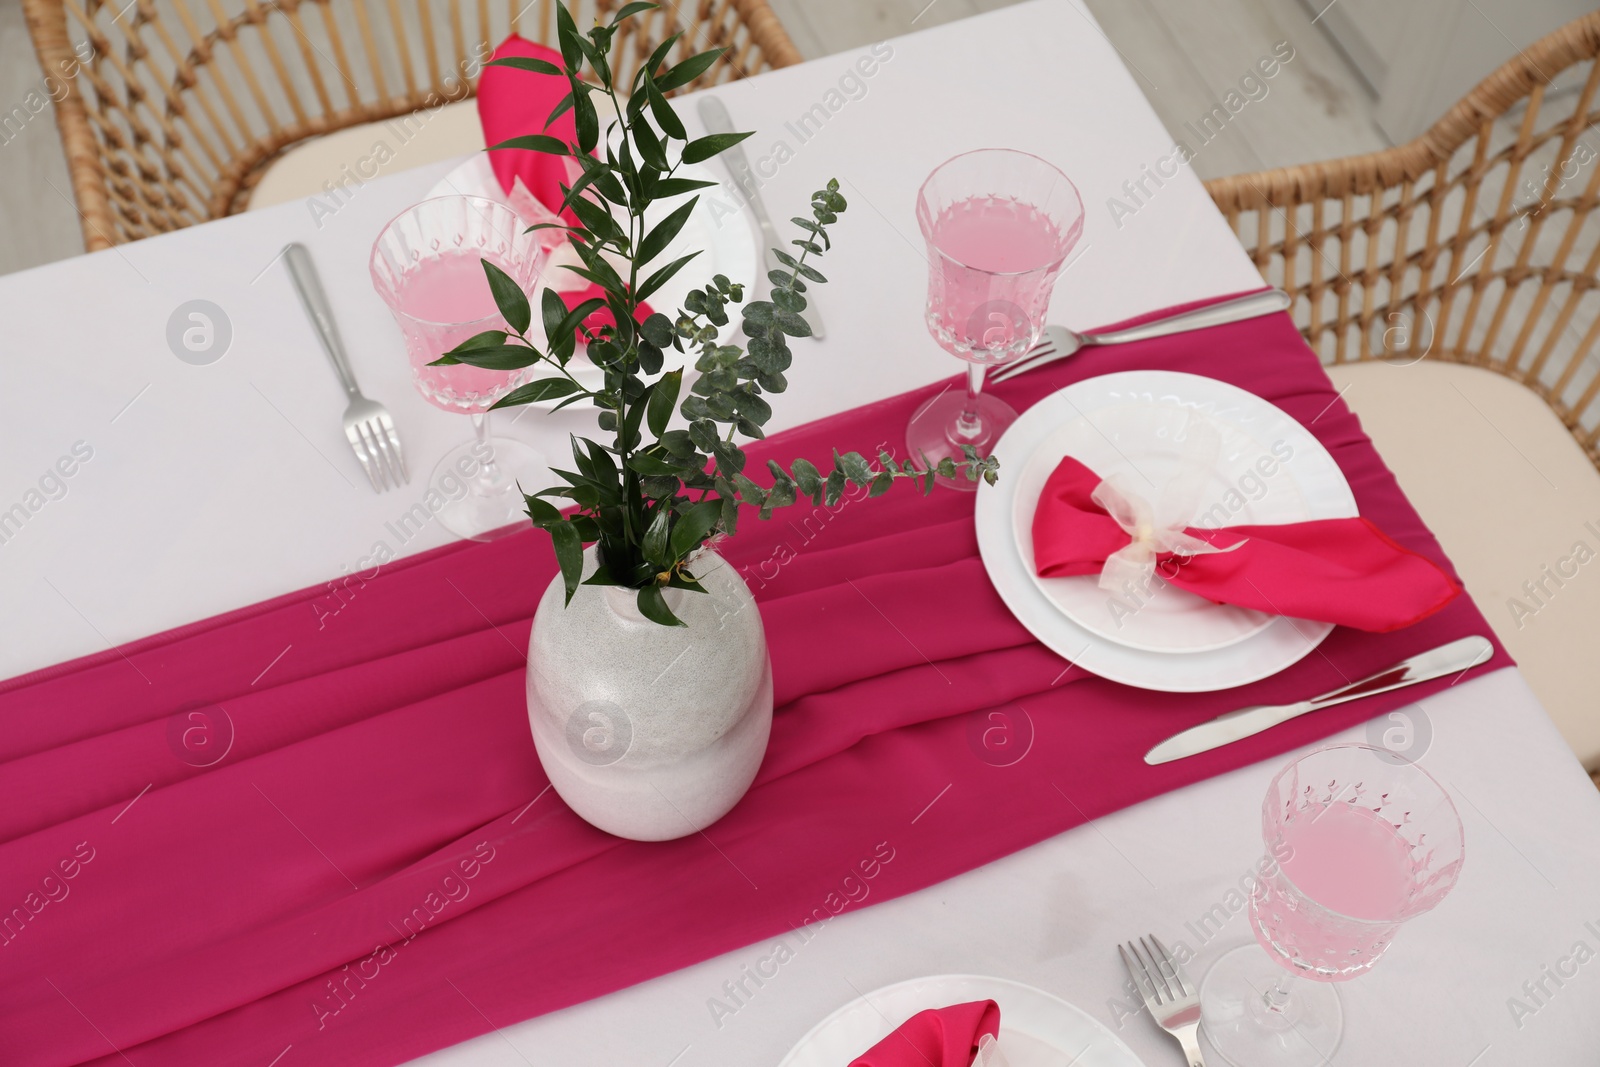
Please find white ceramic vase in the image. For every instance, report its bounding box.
[525,547,773,841]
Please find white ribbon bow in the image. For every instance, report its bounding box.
[1089,413,1244,593]
[974,1033,1010,1067]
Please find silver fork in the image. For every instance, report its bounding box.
[283,243,409,492]
[1119,935,1205,1066]
[990,288,1292,384]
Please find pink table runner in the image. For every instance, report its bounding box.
[0,295,1509,1067]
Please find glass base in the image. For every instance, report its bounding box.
[430,436,551,542]
[906,388,1016,492]
[1201,945,1342,1067]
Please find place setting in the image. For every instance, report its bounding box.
[7,2,1586,1067]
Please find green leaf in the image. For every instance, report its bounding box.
[549,520,584,605]
[569,193,625,245]
[773,309,812,337]
[636,585,686,626]
[642,507,671,567]
[648,368,682,436]
[657,48,724,92]
[449,329,509,352]
[627,451,683,476]
[791,458,823,499]
[839,450,873,485]
[610,1,656,24]
[869,470,894,497]
[641,32,682,84]
[485,55,566,76]
[490,377,580,408]
[640,313,675,348]
[555,4,582,70]
[636,196,699,267]
[573,84,599,153]
[486,133,568,156]
[541,288,569,352]
[552,295,607,348]
[644,76,686,140]
[637,251,700,303]
[523,495,563,526]
[653,177,718,198]
[680,130,754,165]
[433,345,539,370]
[669,499,722,558]
[481,259,531,335]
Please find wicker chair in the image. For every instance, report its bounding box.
[22,0,801,250]
[1205,9,1600,767]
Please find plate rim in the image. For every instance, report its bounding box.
[774,972,1143,1067]
[975,369,1353,692]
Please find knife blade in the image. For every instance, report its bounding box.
[696,95,826,340]
[1142,635,1494,765]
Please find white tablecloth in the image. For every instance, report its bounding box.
[2,1,1597,1063]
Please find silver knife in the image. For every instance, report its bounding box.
[1143,635,1494,765]
[696,95,826,340]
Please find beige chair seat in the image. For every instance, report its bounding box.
[249,99,485,211]
[1328,360,1600,765]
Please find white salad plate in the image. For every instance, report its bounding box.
[776,974,1143,1067]
[976,370,1358,692]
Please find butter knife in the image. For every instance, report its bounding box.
[1143,635,1494,765]
[696,95,825,340]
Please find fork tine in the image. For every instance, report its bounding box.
[345,424,383,492]
[355,422,392,491]
[379,414,409,484]
[1119,942,1158,1007]
[1149,935,1189,998]
[367,419,403,490]
[1135,937,1173,1003]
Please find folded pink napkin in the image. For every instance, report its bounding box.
[1032,455,1461,632]
[850,1000,1001,1067]
[477,34,655,337]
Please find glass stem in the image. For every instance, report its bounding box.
[470,410,502,494]
[1263,973,1296,1014]
[954,362,987,442]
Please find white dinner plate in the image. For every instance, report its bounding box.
[1013,402,1302,653]
[426,153,757,404]
[976,370,1358,692]
[776,974,1143,1067]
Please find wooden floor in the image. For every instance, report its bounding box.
[0,0,1390,277]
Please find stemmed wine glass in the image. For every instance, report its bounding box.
[370,195,551,541]
[907,148,1084,490]
[1201,743,1465,1066]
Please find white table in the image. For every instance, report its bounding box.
[3,1,1598,1064]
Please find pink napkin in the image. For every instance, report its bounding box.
[477,34,655,337]
[850,1001,1002,1067]
[1031,455,1461,632]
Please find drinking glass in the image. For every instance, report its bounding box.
[1201,743,1465,1066]
[907,149,1084,490]
[370,195,550,540]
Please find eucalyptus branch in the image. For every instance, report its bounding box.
[448,2,996,626]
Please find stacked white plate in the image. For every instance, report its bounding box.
[778,975,1142,1067]
[975,370,1357,692]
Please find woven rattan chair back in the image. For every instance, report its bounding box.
[1205,11,1600,469]
[21,0,800,251]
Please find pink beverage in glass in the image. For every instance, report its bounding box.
[1200,743,1465,1067]
[370,195,547,413]
[908,150,1083,491]
[925,195,1074,364]
[1250,800,1418,981]
[370,195,551,541]
[392,250,529,411]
